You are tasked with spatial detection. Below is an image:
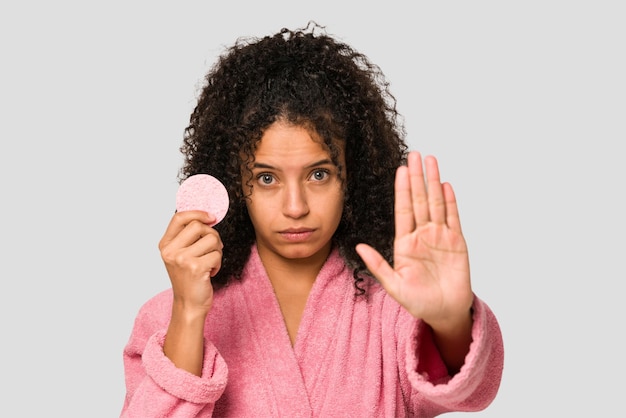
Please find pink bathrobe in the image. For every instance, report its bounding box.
[121,246,503,417]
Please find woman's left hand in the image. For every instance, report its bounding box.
[356,151,474,328]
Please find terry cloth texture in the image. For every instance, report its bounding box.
[121,245,504,417]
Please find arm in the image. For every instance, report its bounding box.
[120,211,228,417]
[121,316,228,418]
[356,151,475,375]
[159,210,223,376]
[390,295,503,415]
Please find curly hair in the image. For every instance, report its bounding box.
[179,22,408,294]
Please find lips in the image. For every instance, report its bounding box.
[279,228,315,242]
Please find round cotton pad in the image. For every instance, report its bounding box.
[175,174,229,226]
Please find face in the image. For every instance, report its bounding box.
[242,121,345,267]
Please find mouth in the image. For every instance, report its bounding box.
[279,228,315,242]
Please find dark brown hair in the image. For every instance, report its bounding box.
[179,22,408,293]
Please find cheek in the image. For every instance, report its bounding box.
[328,188,345,221]
[245,194,274,225]
[245,197,261,217]
[245,203,265,234]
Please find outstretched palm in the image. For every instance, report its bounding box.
[356,151,473,324]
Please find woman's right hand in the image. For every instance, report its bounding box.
[159,210,223,375]
[159,210,224,314]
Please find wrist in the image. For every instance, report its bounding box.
[170,301,210,325]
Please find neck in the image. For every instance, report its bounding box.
[257,244,332,289]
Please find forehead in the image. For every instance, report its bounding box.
[257,122,322,150]
[252,121,343,164]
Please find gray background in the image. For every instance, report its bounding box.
[1,1,624,416]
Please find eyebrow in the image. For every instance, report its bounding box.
[251,159,334,170]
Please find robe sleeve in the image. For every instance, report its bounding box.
[403,295,504,413]
[119,298,228,418]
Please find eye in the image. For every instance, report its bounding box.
[310,169,329,182]
[257,173,275,185]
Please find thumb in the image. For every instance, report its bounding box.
[355,243,395,289]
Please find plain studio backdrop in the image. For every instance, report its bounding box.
[1,1,624,416]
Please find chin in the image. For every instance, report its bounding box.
[277,243,330,262]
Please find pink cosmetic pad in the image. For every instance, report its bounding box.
[175,174,229,226]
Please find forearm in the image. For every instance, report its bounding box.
[163,304,208,376]
[428,307,473,375]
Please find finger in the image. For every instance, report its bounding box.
[171,218,210,244]
[197,249,223,277]
[159,211,215,250]
[186,228,223,258]
[408,151,430,227]
[355,243,396,291]
[168,243,222,278]
[443,182,463,233]
[394,165,415,238]
[163,230,223,280]
[424,155,446,225]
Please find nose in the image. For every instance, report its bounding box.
[282,182,309,219]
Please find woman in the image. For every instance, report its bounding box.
[121,22,504,417]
